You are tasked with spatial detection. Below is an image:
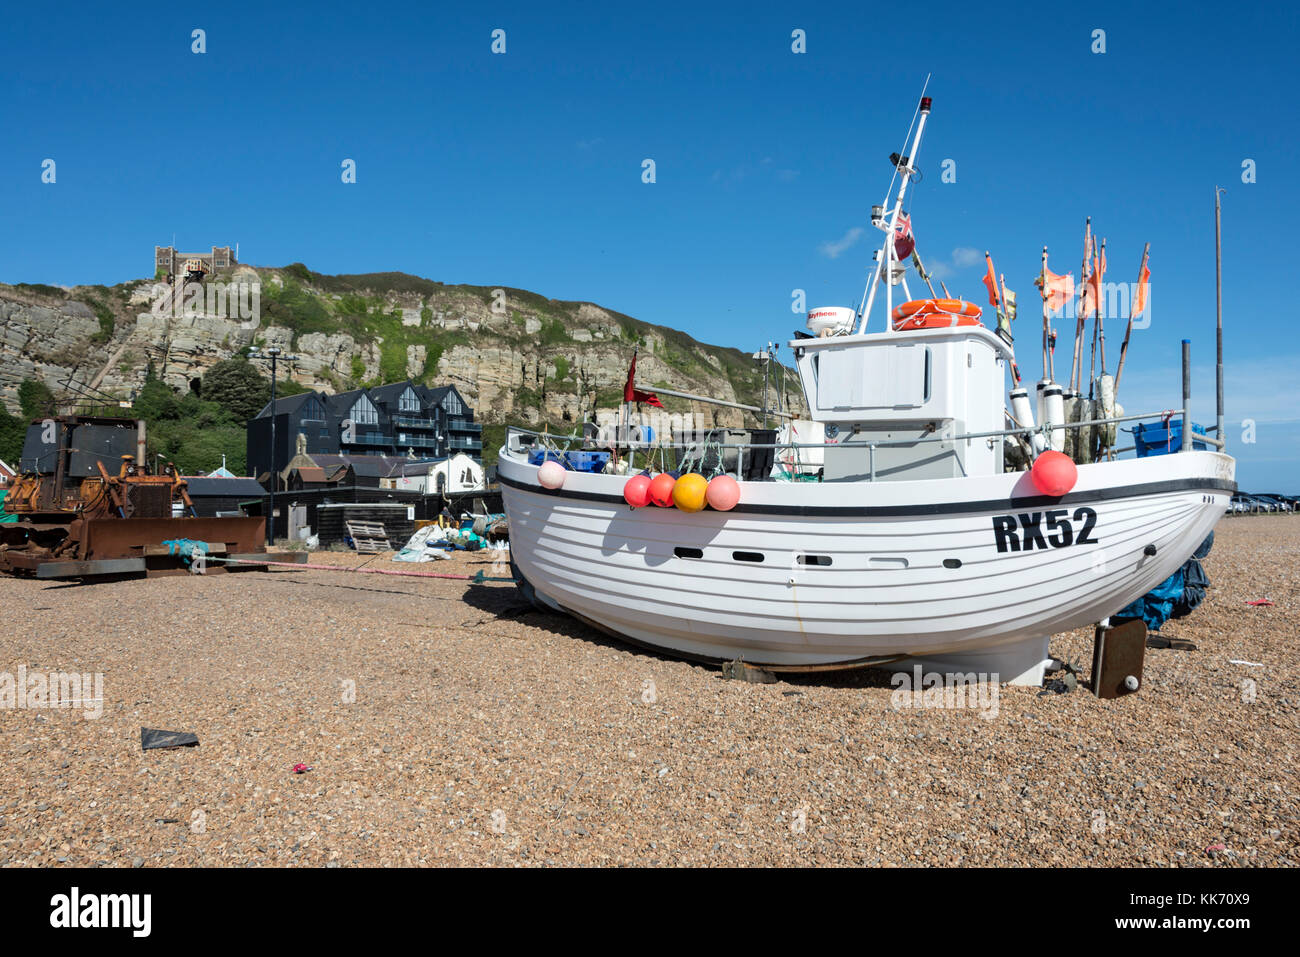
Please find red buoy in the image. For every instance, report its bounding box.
[623,473,652,508]
[1030,450,1077,496]
[648,473,676,507]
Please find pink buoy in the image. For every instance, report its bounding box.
[705,474,741,511]
[623,473,652,508]
[537,460,566,489]
[1030,450,1077,496]
[648,473,676,507]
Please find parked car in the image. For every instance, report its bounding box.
[1232,493,1262,513]
[1260,493,1299,510]
[1254,494,1294,513]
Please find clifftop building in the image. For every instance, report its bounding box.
[154,245,236,278]
[246,380,482,487]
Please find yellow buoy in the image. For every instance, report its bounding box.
[672,472,708,512]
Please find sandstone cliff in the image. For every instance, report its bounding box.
[0,266,806,430]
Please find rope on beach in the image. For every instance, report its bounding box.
[204,554,517,583]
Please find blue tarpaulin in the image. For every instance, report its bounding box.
[1116,533,1214,631]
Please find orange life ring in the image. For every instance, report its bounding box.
[890,298,982,322]
[893,311,983,331]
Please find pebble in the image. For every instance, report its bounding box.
[0,524,1293,867]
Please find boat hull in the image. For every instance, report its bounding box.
[498,450,1235,670]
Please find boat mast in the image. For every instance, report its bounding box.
[858,93,932,335]
[1215,186,1225,449]
[1039,246,1049,380]
[1070,217,1092,393]
[1096,238,1108,374]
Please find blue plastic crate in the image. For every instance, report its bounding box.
[527,449,564,467]
[526,449,611,473]
[1134,420,1208,457]
[561,451,611,473]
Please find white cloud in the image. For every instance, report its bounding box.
[952,247,981,268]
[819,227,864,259]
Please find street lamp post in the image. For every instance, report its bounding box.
[249,346,299,545]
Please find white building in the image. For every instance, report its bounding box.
[382,453,485,495]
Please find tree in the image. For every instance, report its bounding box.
[201,359,271,423]
[132,378,180,422]
[17,378,56,419]
[0,404,26,465]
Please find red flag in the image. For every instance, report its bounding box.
[982,252,1000,307]
[894,213,915,260]
[1133,260,1151,317]
[623,351,664,408]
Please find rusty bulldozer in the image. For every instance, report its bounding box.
[1,415,303,580]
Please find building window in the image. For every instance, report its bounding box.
[351,394,378,425]
[399,388,419,412]
[444,392,462,415]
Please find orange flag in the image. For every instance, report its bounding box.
[1091,247,1106,316]
[1038,267,1074,312]
[1133,260,1152,317]
[982,252,1000,307]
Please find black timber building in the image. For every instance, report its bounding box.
[246,381,481,488]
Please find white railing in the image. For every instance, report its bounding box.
[506,407,1224,482]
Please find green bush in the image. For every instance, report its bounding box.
[13,283,65,298]
[86,298,116,343]
[18,379,56,419]
[201,358,271,421]
[260,278,333,340]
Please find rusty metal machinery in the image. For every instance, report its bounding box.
[0,415,301,579]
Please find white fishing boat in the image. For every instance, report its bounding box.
[498,95,1236,684]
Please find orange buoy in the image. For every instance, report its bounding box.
[672,473,708,512]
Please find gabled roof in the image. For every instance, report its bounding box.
[302,452,444,478]
[254,390,328,419]
[367,380,421,405]
[395,457,448,475]
[0,459,14,477]
[419,384,454,404]
[324,389,382,419]
[255,380,472,422]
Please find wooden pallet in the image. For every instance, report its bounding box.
[345,520,390,554]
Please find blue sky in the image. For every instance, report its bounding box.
[2,1,1297,488]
